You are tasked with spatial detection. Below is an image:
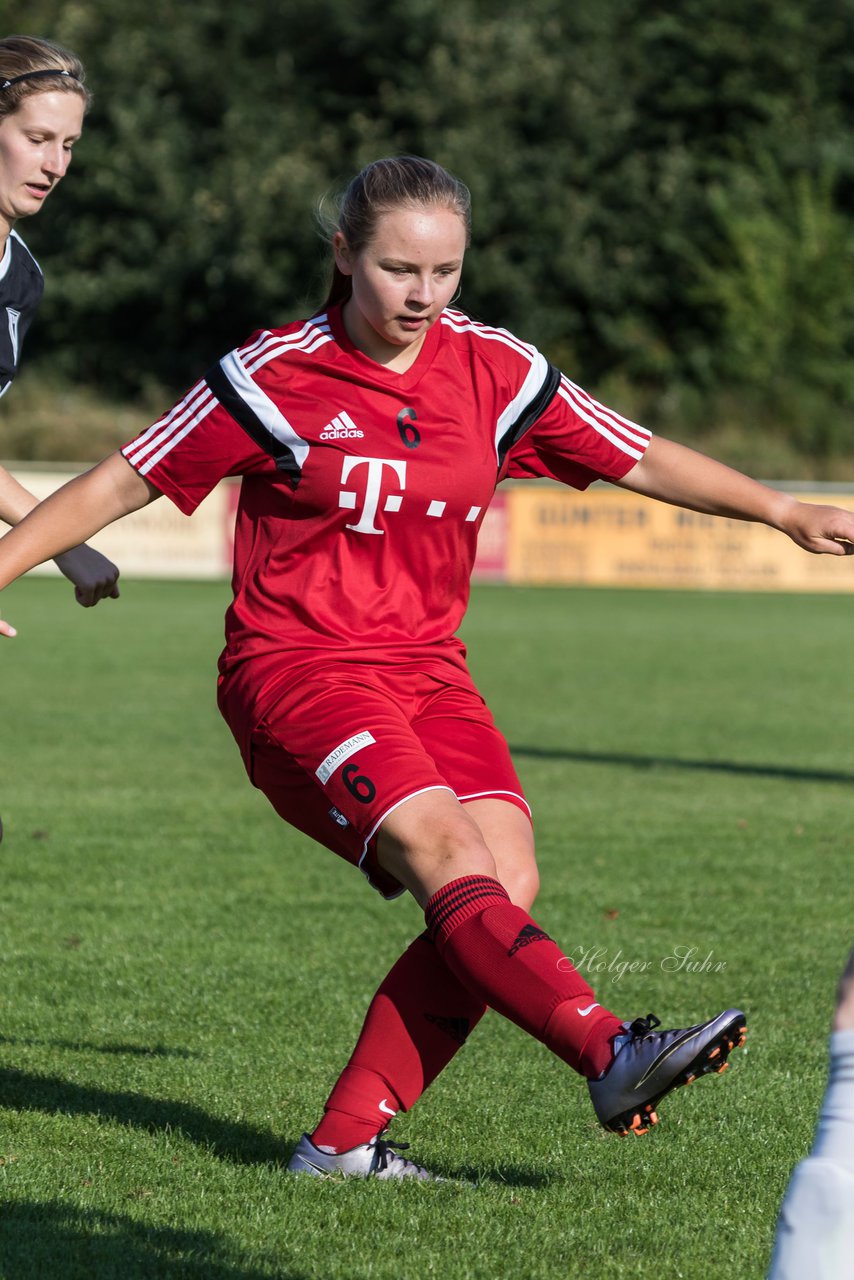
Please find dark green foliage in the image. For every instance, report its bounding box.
[5,0,854,457]
[693,161,854,459]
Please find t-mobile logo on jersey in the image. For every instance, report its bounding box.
[338,457,407,535]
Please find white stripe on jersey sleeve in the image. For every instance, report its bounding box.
[220,348,311,469]
[242,318,333,374]
[440,310,536,361]
[123,381,216,474]
[239,325,307,363]
[493,348,551,462]
[123,322,327,478]
[441,311,556,459]
[561,376,652,448]
[556,380,650,461]
[441,309,651,460]
[239,316,330,362]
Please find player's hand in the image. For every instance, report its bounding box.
[53,544,121,606]
[0,611,16,638]
[780,500,854,556]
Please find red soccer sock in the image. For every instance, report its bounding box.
[310,932,487,1153]
[424,875,623,1078]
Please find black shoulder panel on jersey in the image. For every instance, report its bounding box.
[496,361,562,470]
[204,360,301,488]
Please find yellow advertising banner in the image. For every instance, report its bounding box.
[505,485,854,592]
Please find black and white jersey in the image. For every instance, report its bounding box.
[0,229,44,400]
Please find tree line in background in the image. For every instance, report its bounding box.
[7,0,854,471]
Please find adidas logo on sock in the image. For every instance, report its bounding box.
[508,923,553,958]
[424,1014,471,1045]
[320,410,364,440]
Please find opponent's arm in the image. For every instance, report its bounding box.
[617,437,854,556]
[0,452,158,637]
[0,461,122,605]
[0,464,40,527]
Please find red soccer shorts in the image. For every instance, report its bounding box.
[244,660,531,898]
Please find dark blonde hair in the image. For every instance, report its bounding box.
[0,35,90,122]
[319,156,472,310]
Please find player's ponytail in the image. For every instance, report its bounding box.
[316,156,471,313]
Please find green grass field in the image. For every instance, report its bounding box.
[1,578,852,1279]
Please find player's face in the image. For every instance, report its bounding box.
[0,91,85,234]
[335,205,466,368]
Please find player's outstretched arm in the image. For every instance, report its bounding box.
[617,436,854,556]
[0,453,158,638]
[0,463,123,608]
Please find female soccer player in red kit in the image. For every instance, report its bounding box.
[2,157,853,1179]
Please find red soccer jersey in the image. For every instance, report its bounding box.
[121,304,651,754]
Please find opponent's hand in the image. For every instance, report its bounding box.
[780,500,854,556]
[53,544,121,606]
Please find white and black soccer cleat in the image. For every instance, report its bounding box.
[287,1132,443,1180]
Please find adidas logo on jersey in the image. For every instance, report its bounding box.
[320,410,364,440]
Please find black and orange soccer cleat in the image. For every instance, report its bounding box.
[588,1009,747,1135]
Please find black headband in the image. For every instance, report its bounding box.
[0,68,81,91]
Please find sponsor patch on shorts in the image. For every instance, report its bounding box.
[328,806,350,828]
[316,731,376,784]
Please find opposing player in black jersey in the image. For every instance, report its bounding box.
[0,34,117,607]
